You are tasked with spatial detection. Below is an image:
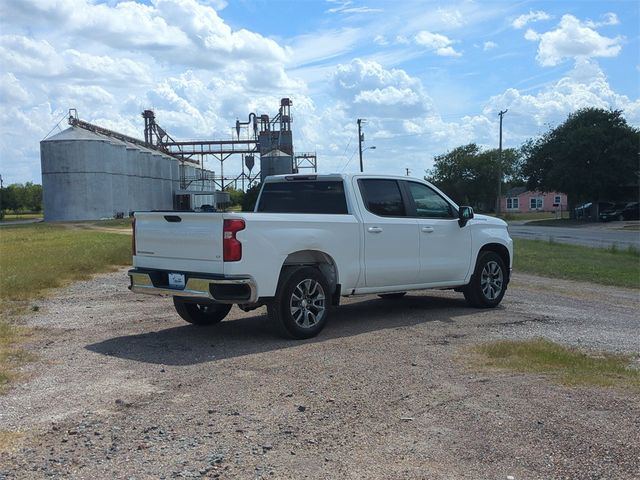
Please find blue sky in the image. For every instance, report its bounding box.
[0,0,638,184]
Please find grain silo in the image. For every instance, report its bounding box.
[259,149,293,182]
[41,126,182,221]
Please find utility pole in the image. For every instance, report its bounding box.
[497,109,508,214]
[405,168,411,176]
[357,119,364,172]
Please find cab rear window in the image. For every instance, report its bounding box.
[257,181,348,214]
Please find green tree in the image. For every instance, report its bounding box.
[426,143,521,211]
[241,183,262,212]
[1,185,20,213]
[224,186,245,207]
[522,108,640,210]
[0,183,43,214]
[22,182,43,212]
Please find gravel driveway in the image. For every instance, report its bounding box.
[0,269,638,479]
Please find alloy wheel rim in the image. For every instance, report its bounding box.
[290,279,326,328]
[480,261,503,300]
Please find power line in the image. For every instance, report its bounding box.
[340,146,360,173]
[337,136,353,172]
[42,110,71,140]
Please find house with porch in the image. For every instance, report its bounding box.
[501,186,568,213]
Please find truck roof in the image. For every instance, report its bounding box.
[263,173,425,183]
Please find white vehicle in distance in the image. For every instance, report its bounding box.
[129,174,513,339]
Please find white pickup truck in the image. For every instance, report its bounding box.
[129,174,513,339]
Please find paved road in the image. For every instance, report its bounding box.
[508,222,640,249]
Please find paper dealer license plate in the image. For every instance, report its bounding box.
[168,273,186,289]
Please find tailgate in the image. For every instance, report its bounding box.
[134,212,224,274]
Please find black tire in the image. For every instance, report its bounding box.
[173,297,232,325]
[463,251,507,308]
[267,266,331,339]
[378,292,407,299]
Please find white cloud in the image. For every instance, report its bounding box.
[326,1,382,14]
[414,31,451,49]
[526,15,624,66]
[0,35,152,85]
[586,12,619,28]
[0,73,31,105]
[486,59,640,136]
[483,41,498,51]
[374,35,388,46]
[436,46,462,58]
[437,8,464,28]
[0,35,64,77]
[512,10,551,29]
[0,0,288,68]
[414,31,462,57]
[63,50,151,84]
[332,59,432,118]
[289,28,362,66]
[56,85,115,106]
[154,0,288,65]
[355,87,421,106]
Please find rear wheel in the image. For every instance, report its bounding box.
[463,251,507,308]
[268,266,331,339]
[378,292,407,299]
[173,297,232,325]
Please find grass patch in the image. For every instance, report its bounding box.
[0,223,131,389]
[1,212,43,221]
[0,322,34,391]
[474,338,640,389]
[77,218,133,229]
[514,238,640,288]
[494,211,568,221]
[0,223,131,307]
[0,430,25,452]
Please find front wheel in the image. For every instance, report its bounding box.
[173,297,232,325]
[463,251,507,308]
[267,267,331,339]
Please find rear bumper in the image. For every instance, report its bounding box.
[128,268,257,304]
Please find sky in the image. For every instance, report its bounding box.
[0,0,638,185]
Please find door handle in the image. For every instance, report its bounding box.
[421,226,434,233]
[368,226,383,233]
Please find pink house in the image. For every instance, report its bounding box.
[501,187,568,213]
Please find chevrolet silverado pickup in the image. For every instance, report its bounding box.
[129,174,513,339]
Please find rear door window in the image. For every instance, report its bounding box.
[359,179,406,217]
[257,181,348,214]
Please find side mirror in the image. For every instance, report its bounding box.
[458,206,474,227]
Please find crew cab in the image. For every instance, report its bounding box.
[129,174,513,339]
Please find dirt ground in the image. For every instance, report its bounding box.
[0,269,638,479]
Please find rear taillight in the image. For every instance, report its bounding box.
[132,217,136,256]
[223,219,245,262]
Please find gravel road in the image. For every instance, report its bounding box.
[0,268,638,479]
